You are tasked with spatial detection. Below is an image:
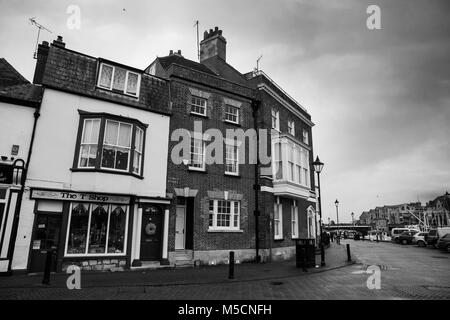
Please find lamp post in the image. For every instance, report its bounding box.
[335,199,340,243]
[313,156,325,266]
[351,212,355,225]
[328,217,331,226]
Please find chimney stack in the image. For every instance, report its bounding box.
[52,36,66,48]
[200,26,226,62]
[33,41,50,84]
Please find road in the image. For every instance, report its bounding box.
[0,240,449,299]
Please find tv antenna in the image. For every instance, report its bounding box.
[256,55,263,72]
[194,20,200,61]
[29,17,52,59]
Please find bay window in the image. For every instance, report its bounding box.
[208,199,240,231]
[65,202,128,256]
[97,63,140,97]
[74,112,146,178]
[273,139,310,188]
[274,197,283,239]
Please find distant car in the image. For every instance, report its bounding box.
[397,230,419,245]
[437,233,450,252]
[426,227,450,247]
[353,232,361,240]
[391,228,419,243]
[412,232,428,247]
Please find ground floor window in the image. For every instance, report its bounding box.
[274,197,283,239]
[208,199,240,231]
[291,200,298,238]
[65,202,128,256]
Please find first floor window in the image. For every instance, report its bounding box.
[76,113,146,177]
[66,202,128,256]
[291,200,298,238]
[209,199,240,230]
[288,120,295,136]
[274,197,283,239]
[272,109,280,130]
[97,63,141,97]
[225,144,239,175]
[190,96,207,116]
[303,129,309,145]
[190,138,205,170]
[225,105,239,123]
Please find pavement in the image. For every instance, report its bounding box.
[0,240,449,300]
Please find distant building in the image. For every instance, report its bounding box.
[424,192,450,227]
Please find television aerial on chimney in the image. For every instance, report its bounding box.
[29,17,52,59]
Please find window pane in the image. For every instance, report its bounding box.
[118,123,132,147]
[99,65,113,88]
[79,145,90,168]
[135,128,143,152]
[107,206,126,253]
[113,67,126,91]
[67,203,89,254]
[133,152,142,174]
[115,147,129,170]
[82,120,93,144]
[88,204,108,254]
[105,121,119,145]
[126,72,138,95]
[101,146,115,169]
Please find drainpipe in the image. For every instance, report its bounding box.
[6,103,41,274]
[252,99,261,263]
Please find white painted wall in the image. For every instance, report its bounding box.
[0,101,35,160]
[26,89,170,197]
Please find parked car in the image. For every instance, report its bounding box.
[412,232,428,247]
[353,232,361,240]
[397,230,419,245]
[391,228,419,243]
[427,227,450,247]
[436,233,450,252]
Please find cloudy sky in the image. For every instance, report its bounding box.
[1,0,449,223]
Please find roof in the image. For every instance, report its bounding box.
[0,58,29,88]
[157,54,217,76]
[0,58,43,107]
[40,45,171,116]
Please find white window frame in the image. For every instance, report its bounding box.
[101,120,133,172]
[225,143,239,176]
[271,109,280,131]
[274,197,283,239]
[303,129,309,145]
[190,95,207,116]
[291,200,299,239]
[64,202,129,257]
[288,120,295,136]
[97,63,141,98]
[78,118,101,169]
[133,127,144,175]
[208,199,240,231]
[224,104,239,124]
[287,143,295,182]
[0,188,8,241]
[189,137,206,171]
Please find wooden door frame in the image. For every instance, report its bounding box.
[175,205,186,250]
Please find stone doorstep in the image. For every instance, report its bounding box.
[130,261,175,271]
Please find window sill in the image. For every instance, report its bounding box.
[208,229,243,233]
[274,237,284,241]
[188,167,207,173]
[70,168,144,180]
[224,120,240,126]
[190,112,208,118]
[225,172,240,177]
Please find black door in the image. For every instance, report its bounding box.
[29,214,62,273]
[140,205,163,261]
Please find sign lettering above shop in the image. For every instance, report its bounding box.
[31,189,130,204]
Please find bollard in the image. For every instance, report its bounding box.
[346,244,351,262]
[228,251,234,279]
[42,249,53,285]
[320,243,325,267]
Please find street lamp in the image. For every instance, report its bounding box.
[313,156,325,267]
[335,199,340,243]
[351,212,354,225]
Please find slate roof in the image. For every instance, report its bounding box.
[0,58,29,88]
[0,58,43,107]
[40,45,171,115]
[157,54,217,76]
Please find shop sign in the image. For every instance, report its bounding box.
[0,164,13,184]
[31,189,130,204]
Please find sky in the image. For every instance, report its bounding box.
[1,0,449,223]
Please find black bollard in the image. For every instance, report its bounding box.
[346,244,351,262]
[228,251,234,279]
[42,249,53,285]
[320,243,325,267]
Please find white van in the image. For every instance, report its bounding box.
[426,227,450,247]
[391,228,420,243]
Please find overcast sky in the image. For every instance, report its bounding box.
[1,0,449,223]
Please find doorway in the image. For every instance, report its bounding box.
[29,213,62,273]
[175,206,186,250]
[140,204,163,261]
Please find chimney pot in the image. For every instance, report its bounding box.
[169,50,173,55]
[52,35,66,48]
[42,41,49,47]
[203,31,208,39]
[214,26,219,32]
[209,29,213,35]
[177,50,181,55]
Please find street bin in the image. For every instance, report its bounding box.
[296,238,316,268]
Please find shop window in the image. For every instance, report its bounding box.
[74,111,146,178]
[65,202,128,256]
